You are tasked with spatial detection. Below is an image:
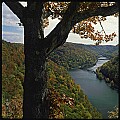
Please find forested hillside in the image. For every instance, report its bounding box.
[2,40,102,118]
[71,43,118,59]
[96,55,119,90]
[2,40,24,118]
[47,60,102,119]
[48,42,118,71]
[48,42,98,70]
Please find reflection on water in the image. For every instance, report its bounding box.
[88,57,109,72]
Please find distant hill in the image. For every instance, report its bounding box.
[49,42,118,70]
[48,42,98,70]
[71,42,118,58]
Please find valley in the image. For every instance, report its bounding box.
[2,40,118,119]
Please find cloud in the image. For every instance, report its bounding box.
[44,17,60,37]
[2,3,24,43]
[19,2,27,7]
[2,3,21,27]
[66,32,118,46]
[2,31,24,43]
[2,3,118,45]
[3,31,20,35]
[93,16,118,34]
[45,17,118,45]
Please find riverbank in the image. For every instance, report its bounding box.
[69,59,98,70]
[96,68,119,91]
[69,57,118,119]
[96,56,119,91]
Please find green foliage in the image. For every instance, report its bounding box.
[48,42,118,70]
[96,68,104,80]
[96,55,119,89]
[2,40,24,119]
[49,42,98,70]
[47,59,102,119]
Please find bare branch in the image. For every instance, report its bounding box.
[4,2,25,22]
[98,18,106,35]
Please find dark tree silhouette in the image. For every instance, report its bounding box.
[3,1,118,119]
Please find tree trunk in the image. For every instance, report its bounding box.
[23,16,49,119]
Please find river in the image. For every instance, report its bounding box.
[69,57,119,119]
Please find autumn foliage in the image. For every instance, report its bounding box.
[2,41,24,119]
[2,40,102,119]
[43,2,118,45]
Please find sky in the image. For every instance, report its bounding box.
[2,2,119,46]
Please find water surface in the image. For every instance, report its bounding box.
[69,57,118,119]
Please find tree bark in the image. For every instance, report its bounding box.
[23,28,49,119]
[44,2,81,55]
[22,3,49,119]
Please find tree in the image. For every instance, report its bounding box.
[3,1,118,119]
